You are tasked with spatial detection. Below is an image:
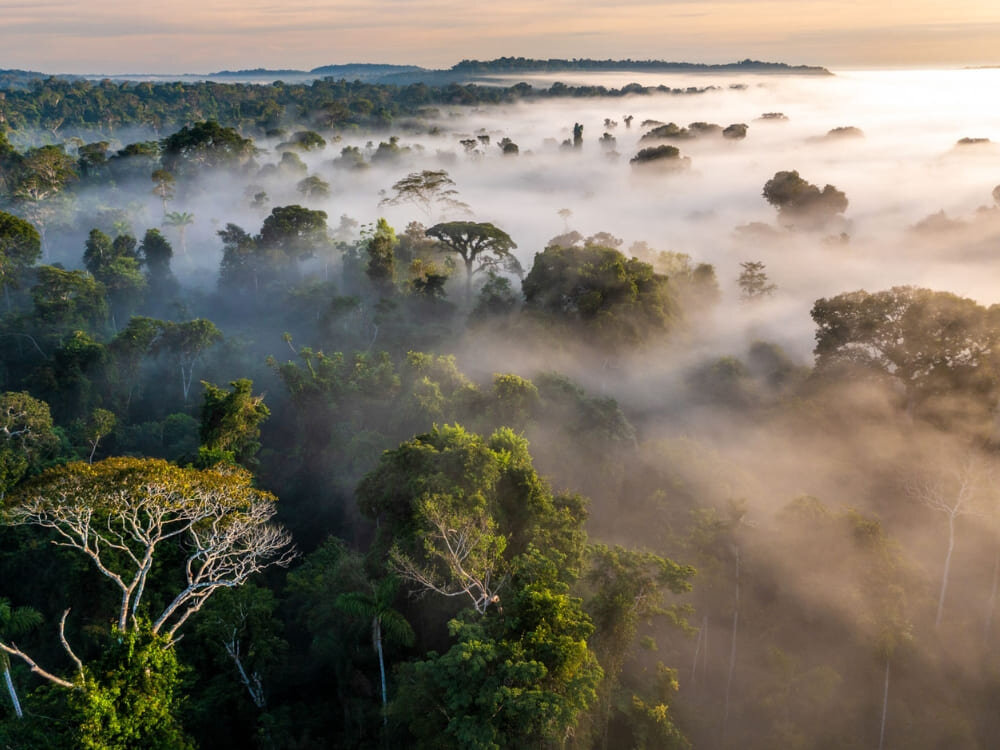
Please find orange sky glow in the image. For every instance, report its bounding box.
[2,0,999,73]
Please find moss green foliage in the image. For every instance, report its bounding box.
[72,626,193,750]
[522,243,674,348]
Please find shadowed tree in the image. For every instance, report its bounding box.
[0,210,41,311]
[152,318,222,403]
[335,576,414,727]
[763,170,848,227]
[0,391,58,501]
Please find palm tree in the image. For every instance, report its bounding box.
[335,577,414,727]
[163,211,194,261]
[0,599,42,718]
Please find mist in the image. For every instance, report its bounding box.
[5,65,1000,748]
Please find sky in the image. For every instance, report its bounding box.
[2,0,999,74]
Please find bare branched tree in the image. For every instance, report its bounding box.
[906,453,990,627]
[0,457,295,689]
[391,495,507,615]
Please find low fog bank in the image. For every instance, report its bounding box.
[7,66,1000,748]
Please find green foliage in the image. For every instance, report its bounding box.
[522,243,674,348]
[425,221,519,301]
[29,266,107,339]
[395,586,601,749]
[629,144,690,169]
[762,170,848,226]
[198,378,270,468]
[364,217,398,292]
[72,626,194,750]
[160,120,255,176]
[0,391,58,496]
[811,286,1000,434]
[0,210,41,296]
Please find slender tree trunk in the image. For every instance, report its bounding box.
[691,620,704,684]
[985,542,1000,645]
[464,258,473,305]
[936,514,956,627]
[722,547,740,747]
[3,665,22,719]
[374,617,388,728]
[878,658,890,750]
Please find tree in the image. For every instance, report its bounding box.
[82,229,146,327]
[2,457,294,641]
[629,145,690,170]
[522,243,674,349]
[107,315,162,414]
[737,261,776,300]
[152,318,222,402]
[0,391,58,500]
[82,407,116,463]
[811,287,1000,430]
[0,210,41,310]
[162,211,194,260]
[335,576,414,727]
[364,218,398,293]
[425,221,519,302]
[584,545,694,749]
[762,170,848,227]
[380,170,470,220]
[193,583,286,712]
[198,379,270,469]
[138,228,176,300]
[160,120,255,176]
[30,266,107,340]
[11,145,77,257]
[296,174,330,200]
[364,425,602,747]
[0,599,41,719]
[71,625,194,750]
[258,204,329,264]
[150,169,175,215]
[906,452,989,627]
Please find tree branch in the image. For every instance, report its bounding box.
[0,640,76,690]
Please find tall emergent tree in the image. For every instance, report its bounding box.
[0,458,293,746]
[380,170,470,220]
[811,286,1000,432]
[359,425,604,747]
[425,221,519,303]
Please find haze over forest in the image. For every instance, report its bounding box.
[1,34,1000,750]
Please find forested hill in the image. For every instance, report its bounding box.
[0,75,725,143]
[0,57,829,92]
[450,57,833,75]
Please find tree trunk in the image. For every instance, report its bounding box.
[464,258,474,305]
[878,658,890,750]
[722,547,740,746]
[936,514,956,627]
[985,541,1000,645]
[374,616,388,728]
[4,665,22,719]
